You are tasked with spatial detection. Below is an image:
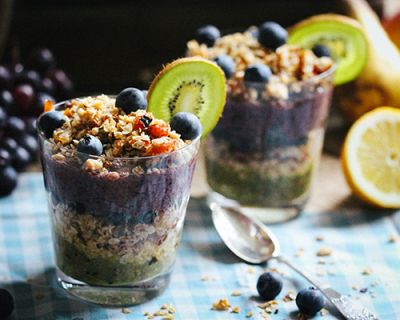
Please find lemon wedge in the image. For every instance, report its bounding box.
[342,107,400,208]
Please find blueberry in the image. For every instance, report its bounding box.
[170,112,202,140]
[0,288,14,318]
[77,135,103,159]
[0,106,7,129]
[13,146,31,171]
[0,137,18,154]
[312,44,331,58]
[296,287,325,316]
[5,116,26,137]
[116,87,147,114]
[38,111,65,138]
[256,272,283,301]
[0,166,18,196]
[0,149,11,168]
[214,55,236,78]
[195,25,221,47]
[17,133,38,158]
[258,21,288,50]
[140,211,157,224]
[244,63,272,83]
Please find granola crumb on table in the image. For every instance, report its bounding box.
[212,298,231,311]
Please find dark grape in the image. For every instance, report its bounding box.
[14,70,41,89]
[0,166,18,196]
[17,133,38,158]
[13,84,35,113]
[27,48,56,74]
[0,137,18,154]
[41,77,55,94]
[12,146,31,171]
[5,116,26,137]
[50,69,73,98]
[24,117,37,135]
[0,65,11,88]
[0,106,7,129]
[11,63,24,76]
[0,149,11,167]
[0,89,14,114]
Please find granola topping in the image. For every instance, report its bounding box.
[187,28,333,99]
[50,95,186,160]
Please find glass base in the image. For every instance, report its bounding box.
[207,191,304,224]
[56,268,171,306]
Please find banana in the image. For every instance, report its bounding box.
[336,0,400,120]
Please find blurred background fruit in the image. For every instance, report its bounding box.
[334,0,400,121]
[383,12,400,49]
[0,47,74,196]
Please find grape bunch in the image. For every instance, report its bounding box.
[0,48,74,197]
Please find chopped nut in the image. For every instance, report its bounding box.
[154,309,168,316]
[201,275,216,282]
[212,298,231,311]
[246,311,254,318]
[320,308,329,316]
[121,308,131,314]
[388,234,397,243]
[247,266,255,274]
[362,267,372,275]
[231,306,240,313]
[315,235,324,242]
[316,247,332,257]
[231,290,241,296]
[283,291,296,302]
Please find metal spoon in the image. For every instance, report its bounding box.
[210,203,379,320]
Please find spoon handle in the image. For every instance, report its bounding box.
[275,256,379,320]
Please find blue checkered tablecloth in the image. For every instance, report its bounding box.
[1,173,400,320]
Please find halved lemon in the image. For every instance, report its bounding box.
[342,107,400,208]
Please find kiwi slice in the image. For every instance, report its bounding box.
[147,57,226,138]
[288,14,368,85]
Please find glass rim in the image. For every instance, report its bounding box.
[37,98,201,162]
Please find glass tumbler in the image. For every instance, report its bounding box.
[205,67,334,223]
[38,101,200,306]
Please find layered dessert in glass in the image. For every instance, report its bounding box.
[187,25,334,223]
[38,95,200,305]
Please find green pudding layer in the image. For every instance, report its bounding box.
[206,157,313,207]
[55,234,176,286]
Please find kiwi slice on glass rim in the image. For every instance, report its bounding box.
[147,57,226,138]
[288,14,368,86]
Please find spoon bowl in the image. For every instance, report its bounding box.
[210,203,279,264]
